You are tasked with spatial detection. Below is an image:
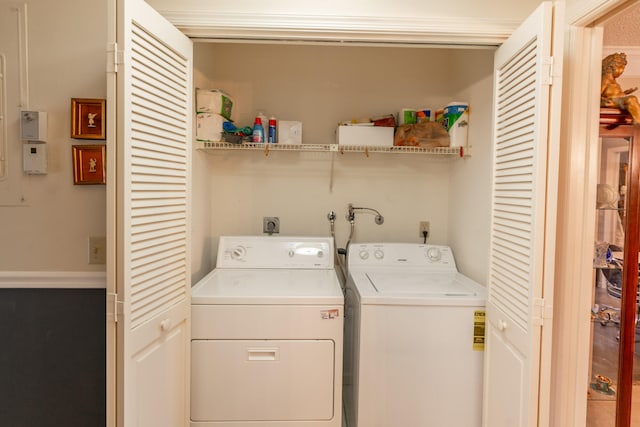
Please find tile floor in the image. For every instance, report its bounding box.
[587,284,640,426]
[587,384,640,426]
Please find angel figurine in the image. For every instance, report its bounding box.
[601,52,640,125]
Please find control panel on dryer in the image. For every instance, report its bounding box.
[216,236,334,269]
[348,243,458,271]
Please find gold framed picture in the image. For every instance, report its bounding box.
[72,145,106,185]
[71,98,106,139]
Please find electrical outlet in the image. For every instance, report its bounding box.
[419,221,430,238]
[263,217,280,234]
[88,236,106,264]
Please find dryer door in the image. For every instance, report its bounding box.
[191,339,336,422]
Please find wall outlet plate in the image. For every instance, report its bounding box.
[88,236,106,264]
[263,217,280,234]
[419,221,430,238]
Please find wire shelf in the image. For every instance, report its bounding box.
[196,141,467,157]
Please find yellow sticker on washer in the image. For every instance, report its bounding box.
[473,310,486,351]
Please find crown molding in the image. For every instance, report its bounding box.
[156,10,519,47]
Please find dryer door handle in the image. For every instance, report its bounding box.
[247,348,279,361]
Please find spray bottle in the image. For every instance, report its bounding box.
[252,117,264,143]
[268,117,277,143]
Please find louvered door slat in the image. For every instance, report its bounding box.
[491,259,529,287]
[493,226,531,247]
[131,236,185,262]
[491,36,540,328]
[131,285,185,326]
[127,19,189,330]
[492,239,531,263]
[131,269,185,303]
[131,253,186,283]
[133,140,185,159]
[131,208,185,222]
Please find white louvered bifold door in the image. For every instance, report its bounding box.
[483,2,562,427]
[110,0,193,425]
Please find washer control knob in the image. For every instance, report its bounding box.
[231,246,246,260]
[374,249,384,260]
[426,247,442,261]
[288,249,295,258]
[359,250,370,260]
[317,250,324,258]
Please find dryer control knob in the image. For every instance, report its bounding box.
[231,246,246,260]
[374,249,384,260]
[359,250,370,260]
[317,250,324,258]
[426,247,442,261]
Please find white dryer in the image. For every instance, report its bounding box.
[344,243,486,427]
[191,236,343,427]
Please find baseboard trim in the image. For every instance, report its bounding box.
[0,271,107,289]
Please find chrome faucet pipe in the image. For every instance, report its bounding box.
[347,203,384,225]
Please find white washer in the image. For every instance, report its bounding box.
[191,236,344,427]
[344,243,486,427]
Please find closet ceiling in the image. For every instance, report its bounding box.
[603,3,640,46]
[603,3,640,78]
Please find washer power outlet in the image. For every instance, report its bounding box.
[419,221,430,238]
[263,217,280,234]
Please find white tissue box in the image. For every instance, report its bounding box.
[195,89,233,120]
[278,121,303,144]
[337,125,394,146]
[196,113,225,142]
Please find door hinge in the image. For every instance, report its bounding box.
[108,292,119,323]
[533,297,553,326]
[106,43,122,74]
[541,56,553,86]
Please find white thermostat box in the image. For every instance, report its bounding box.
[20,111,48,141]
[23,143,47,174]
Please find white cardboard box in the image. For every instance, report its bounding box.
[336,125,394,146]
[278,121,302,144]
[196,112,225,142]
[195,89,234,120]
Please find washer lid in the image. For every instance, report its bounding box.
[192,268,343,305]
[350,270,486,306]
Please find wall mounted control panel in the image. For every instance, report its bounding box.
[23,143,47,174]
[20,111,48,142]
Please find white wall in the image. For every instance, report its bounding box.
[0,0,518,278]
[0,0,106,271]
[446,51,494,282]
[192,43,494,284]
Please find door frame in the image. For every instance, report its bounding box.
[552,0,634,426]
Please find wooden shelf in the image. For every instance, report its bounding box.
[600,107,633,127]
